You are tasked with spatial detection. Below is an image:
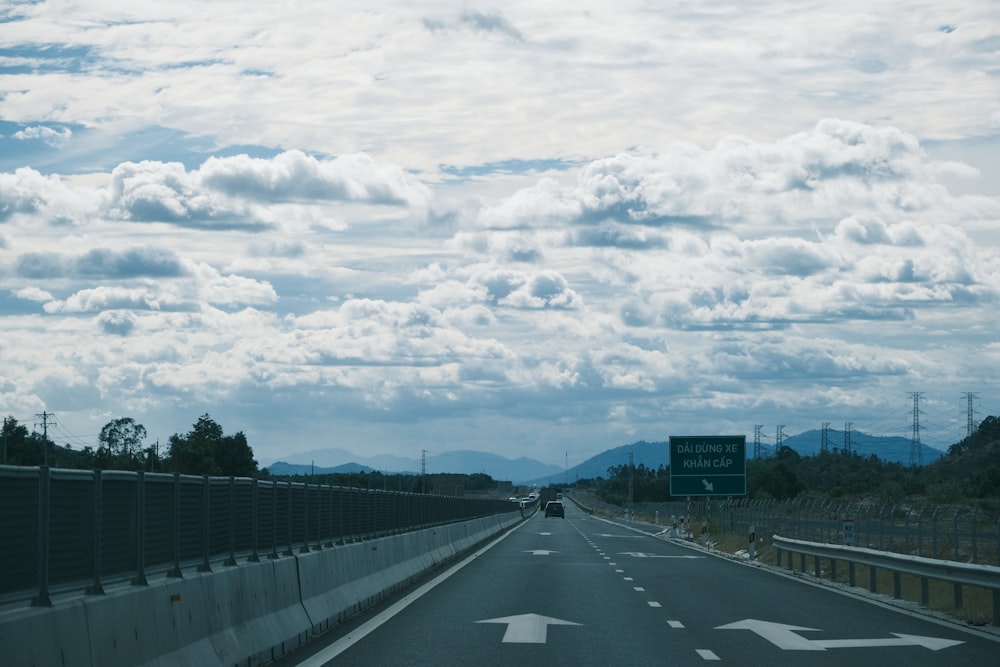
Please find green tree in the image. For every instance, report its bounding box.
[98,417,147,470]
[1,417,30,465]
[215,430,258,477]
[166,414,258,476]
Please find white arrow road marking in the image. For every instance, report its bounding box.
[717,619,964,652]
[617,552,703,559]
[538,532,552,535]
[525,549,558,555]
[813,634,965,650]
[476,613,581,643]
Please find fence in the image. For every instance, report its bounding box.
[632,497,1000,566]
[0,465,516,607]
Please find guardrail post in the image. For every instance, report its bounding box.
[31,466,52,607]
[893,571,902,599]
[248,478,260,562]
[197,475,212,572]
[86,469,105,595]
[133,471,148,585]
[869,565,877,593]
[224,477,237,566]
[268,481,280,559]
[167,473,183,578]
[282,482,293,556]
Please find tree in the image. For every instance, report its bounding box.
[166,414,258,476]
[215,431,257,477]
[1,417,30,465]
[98,417,147,470]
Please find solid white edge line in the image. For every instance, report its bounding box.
[294,518,529,667]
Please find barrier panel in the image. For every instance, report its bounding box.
[0,501,522,666]
[0,464,514,605]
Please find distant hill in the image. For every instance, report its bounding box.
[780,429,944,465]
[527,430,946,485]
[263,448,563,484]
[266,461,375,476]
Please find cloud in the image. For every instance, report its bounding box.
[16,247,186,279]
[199,150,432,208]
[98,311,136,336]
[107,152,432,227]
[458,11,524,41]
[13,125,72,149]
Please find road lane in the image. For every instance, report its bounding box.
[281,502,998,666]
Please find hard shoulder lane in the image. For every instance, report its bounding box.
[575,513,999,666]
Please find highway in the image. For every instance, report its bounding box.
[275,501,999,666]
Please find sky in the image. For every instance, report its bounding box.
[1,1,998,470]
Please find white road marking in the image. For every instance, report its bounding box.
[668,620,685,628]
[476,613,581,644]
[647,601,662,608]
[293,519,526,666]
[717,619,965,652]
[697,649,720,660]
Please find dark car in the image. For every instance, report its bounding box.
[544,500,565,518]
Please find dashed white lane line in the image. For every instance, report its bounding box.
[667,620,685,628]
[633,586,645,592]
[647,601,662,608]
[696,649,720,660]
[623,577,633,581]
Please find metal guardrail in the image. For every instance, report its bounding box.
[0,465,517,608]
[632,498,1000,566]
[773,534,1000,625]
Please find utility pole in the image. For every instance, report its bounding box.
[2,416,8,465]
[844,421,853,455]
[776,425,785,452]
[753,425,763,459]
[908,392,924,466]
[821,422,830,453]
[34,411,56,466]
[962,392,980,437]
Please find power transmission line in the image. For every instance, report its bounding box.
[962,392,980,437]
[908,392,924,466]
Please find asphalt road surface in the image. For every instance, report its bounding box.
[276,502,999,666]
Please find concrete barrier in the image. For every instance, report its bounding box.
[0,511,522,667]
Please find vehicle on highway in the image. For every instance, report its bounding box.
[543,500,565,518]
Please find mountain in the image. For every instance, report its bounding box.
[780,429,944,464]
[265,461,375,476]
[264,429,946,486]
[262,448,563,484]
[526,430,947,486]
[530,440,673,486]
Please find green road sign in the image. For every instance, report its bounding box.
[670,435,747,497]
